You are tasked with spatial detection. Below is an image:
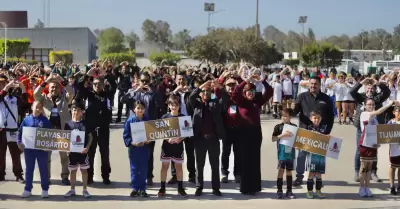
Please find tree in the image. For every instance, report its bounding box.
[125,30,140,50]
[97,27,126,56]
[263,25,287,52]
[171,29,191,50]
[186,27,283,66]
[141,19,172,46]
[93,29,103,37]
[148,52,181,65]
[307,28,316,43]
[393,24,400,54]
[301,42,343,67]
[34,19,45,28]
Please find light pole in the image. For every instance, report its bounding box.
[0,22,7,64]
[255,0,260,37]
[204,3,226,32]
[298,16,307,49]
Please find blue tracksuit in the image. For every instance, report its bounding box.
[18,114,52,192]
[123,114,149,191]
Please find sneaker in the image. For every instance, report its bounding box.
[20,190,31,198]
[130,190,139,197]
[139,190,149,197]
[390,187,397,195]
[354,172,360,182]
[178,188,188,197]
[221,175,228,183]
[371,173,382,182]
[359,187,367,197]
[158,188,166,197]
[365,187,373,197]
[286,191,295,199]
[64,190,76,197]
[82,190,91,198]
[167,176,177,185]
[234,175,241,183]
[42,190,49,198]
[277,191,284,199]
[314,190,325,199]
[62,178,71,186]
[306,191,314,199]
[16,176,25,183]
[293,178,303,186]
[195,188,203,196]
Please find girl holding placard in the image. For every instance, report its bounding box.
[358,98,397,197]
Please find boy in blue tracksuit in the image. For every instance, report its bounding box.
[123,100,150,198]
[17,101,52,198]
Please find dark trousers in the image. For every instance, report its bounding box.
[221,127,240,177]
[0,131,23,178]
[117,91,128,119]
[88,126,111,180]
[238,126,262,193]
[171,137,196,178]
[194,136,220,190]
[147,141,155,179]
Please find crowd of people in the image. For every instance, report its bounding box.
[0,60,399,199]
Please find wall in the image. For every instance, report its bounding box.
[0,11,28,28]
[0,27,96,64]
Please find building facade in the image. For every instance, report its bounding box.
[0,27,96,65]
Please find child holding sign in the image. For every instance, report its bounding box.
[305,111,326,199]
[271,109,296,199]
[18,100,52,198]
[358,99,396,197]
[123,101,150,198]
[64,103,93,198]
[158,95,187,197]
[386,106,400,195]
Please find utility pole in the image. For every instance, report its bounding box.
[255,0,260,37]
[47,0,51,27]
[298,16,308,49]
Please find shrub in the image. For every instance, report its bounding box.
[100,53,136,65]
[49,50,73,65]
[283,59,300,66]
[0,38,30,58]
[149,52,181,66]
[3,58,38,65]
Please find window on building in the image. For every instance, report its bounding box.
[23,48,51,66]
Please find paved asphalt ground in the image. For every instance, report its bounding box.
[1,93,400,209]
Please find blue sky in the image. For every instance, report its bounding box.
[1,0,399,39]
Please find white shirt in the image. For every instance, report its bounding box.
[282,78,292,96]
[390,120,400,157]
[299,80,309,94]
[179,92,188,116]
[360,112,378,148]
[272,82,282,103]
[0,96,18,129]
[344,82,355,101]
[333,83,347,101]
[254,82,264,93]
[325,78,336,96]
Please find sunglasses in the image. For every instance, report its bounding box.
[201,89,211,93]
[141,79,149,83]
[247,89,256,93]
[93,82,102,86]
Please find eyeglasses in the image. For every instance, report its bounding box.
[201,89,211,93]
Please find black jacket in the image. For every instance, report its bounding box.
[350,82,390,129]
[189,88,227,140]
[292,91,335,135]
